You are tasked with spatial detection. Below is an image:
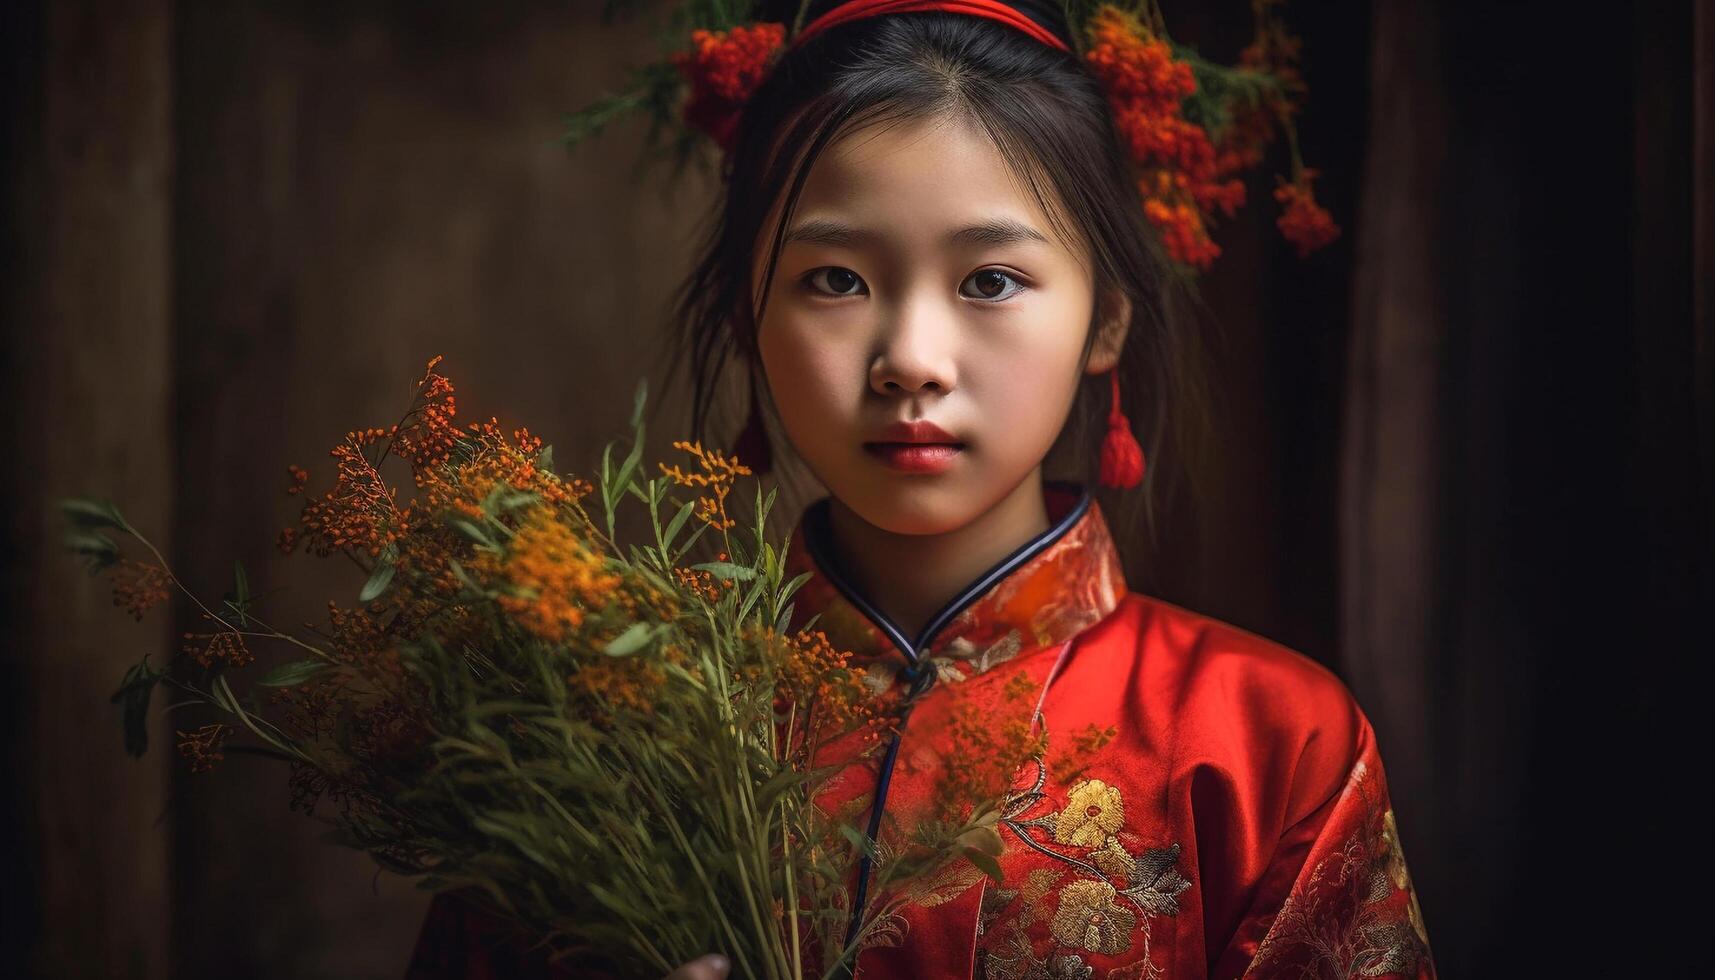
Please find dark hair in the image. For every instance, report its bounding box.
[659,3,1214,588]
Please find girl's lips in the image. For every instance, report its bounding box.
[863,442,964,474]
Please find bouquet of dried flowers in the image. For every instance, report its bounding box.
[64,357,1036,978]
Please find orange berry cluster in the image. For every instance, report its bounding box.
[929,670,1051,823]
[1082,3,1338,269]
[480,505,622,644]
[175,722,233,774]
[181,629,255,669]
[762,626,885,766]
[671,22,787,152]
[1273,169,1340,257]
[109,557,171,620]
[1085,6,1249,269]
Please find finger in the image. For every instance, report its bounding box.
[663,953,731,980]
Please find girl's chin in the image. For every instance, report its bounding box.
[833,481,981,538]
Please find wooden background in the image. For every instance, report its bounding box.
[3,1,1708,977]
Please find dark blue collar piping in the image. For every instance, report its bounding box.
[800,480,1093,669]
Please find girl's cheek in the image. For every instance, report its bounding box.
[759,313,861,438]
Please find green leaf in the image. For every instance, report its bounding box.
[227,561,252,627]
[736,576,767,623]
[449,518,496,549]
[358,559,396,603]
[587,880,649,920]
[662,499,696,551]
[755,767,809,812]
[109,658,161,757]
[677,519,711,559]
[615,437,645,496]
[603,621,659,657]
[536,444,555,473]
[774,602,796,634]
[58,497,130,532]
[561,82,652,150]
[482,482,538,515]
[258,658,334,687]
[838,824,878,860]
[446,558,484,594]
[63,530,119,572]
[629,378,649,431]
[777,570,813,609]
[690,561,755,581]
[963,846,1005,885]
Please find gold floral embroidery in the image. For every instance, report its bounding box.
[1114,843,1191,916]
[1050,880,1136,954]
[976,756,1189,980]
[1381,809,1429,948]
[1053,778,1126,847]
[1247,762,1432,979]
[856,832,993,951]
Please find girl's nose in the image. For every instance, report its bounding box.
[869,294,958,396]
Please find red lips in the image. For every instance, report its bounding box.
[871,419,961,444]
[863,420,964,474]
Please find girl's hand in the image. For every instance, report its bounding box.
[663,953,731,980]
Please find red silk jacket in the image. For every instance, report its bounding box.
[405,482,1434,980]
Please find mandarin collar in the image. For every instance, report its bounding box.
[781,481,1129,694]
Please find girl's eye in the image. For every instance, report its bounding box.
[804,267,867,297]
[801,266,1027,301]
[960,268,1027,302]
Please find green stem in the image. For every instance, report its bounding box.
[706,643,778,980]
[636,752,757,976]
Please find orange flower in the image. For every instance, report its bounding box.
[567,659,668,719]
[928,670,1049,823]
[772,627,881,757]
[659,440,752,532]
[481,505,621,643]
[1084,3,1333,270]
[391,355,460,471]
[1085,6,1242,270]
[1143,195,1222,270]
[289,431,406,560]
[109,558,171,620]
[176,722,233,774]
[1084,7,1195,116]
[181,630,255,669]
[671,22,786,152]
[1274,169,1341,257]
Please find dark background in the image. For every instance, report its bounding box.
[3,1,1709,977]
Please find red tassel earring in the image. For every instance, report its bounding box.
[1099,367,1145,489]
[732,375,772,475]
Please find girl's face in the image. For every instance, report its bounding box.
[753,113,1126,536]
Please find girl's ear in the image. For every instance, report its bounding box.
[1084,287,1133,375]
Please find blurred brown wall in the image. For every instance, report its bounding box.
[5,2,720,977]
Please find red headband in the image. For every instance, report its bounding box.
[792,0,1072,53]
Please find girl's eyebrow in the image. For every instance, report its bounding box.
[783,216,1050,249]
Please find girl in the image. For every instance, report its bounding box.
[407,2,1434,978]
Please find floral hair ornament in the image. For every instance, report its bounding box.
[564,0,1339,273]
[563,1,1338,480]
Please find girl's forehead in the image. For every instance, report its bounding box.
[806,115,1021,206]
[790,114,1080,253]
